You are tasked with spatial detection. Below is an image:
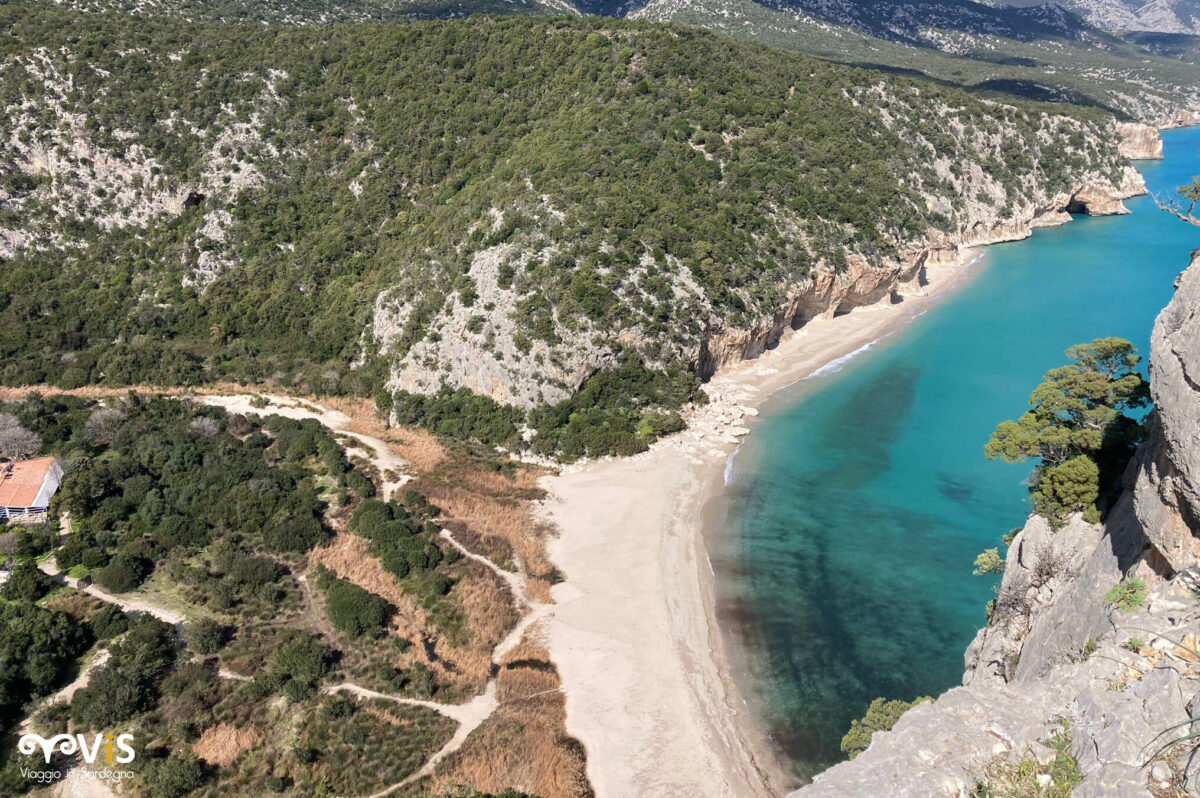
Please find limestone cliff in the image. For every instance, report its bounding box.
[1117,122,1165,160]
[1118,254,1200,574]
[792,249,1200,798]
[698,132,1151,380]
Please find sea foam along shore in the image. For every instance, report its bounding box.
[538,248,988,798]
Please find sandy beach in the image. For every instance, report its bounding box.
[539,251,987,797]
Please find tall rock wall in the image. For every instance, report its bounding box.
[1118,250,1200,573]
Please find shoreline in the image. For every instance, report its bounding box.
[539,247,989,797]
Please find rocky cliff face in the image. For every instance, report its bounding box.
[1118,252,1200,574]
[699,134,1150,379]
[1045,0,1200,35]
[791,249,1200,798]
[1116,122,1165,160]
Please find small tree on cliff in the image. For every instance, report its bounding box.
[1155,174,1200,227]
[985,337,1147,525]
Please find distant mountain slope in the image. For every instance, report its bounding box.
[759,0,1100,46]
[1126,29,1200,59]
[1000,0,1200,35]
[51,0,579,23]
[631,0,1200,123]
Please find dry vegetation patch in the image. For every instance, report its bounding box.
[431,630,592,798]
[307,532,515,699]
[193,722,261,767]
[411,455,558,603]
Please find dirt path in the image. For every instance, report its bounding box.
[194,393,549,794]
[33,390,543,798]
[37,556,186,625]
[194,394,411,500]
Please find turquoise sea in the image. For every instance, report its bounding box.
[715,126,1200,782]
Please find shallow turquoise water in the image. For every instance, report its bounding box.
[716,127,1200,782]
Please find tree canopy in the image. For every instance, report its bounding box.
[985,337,1147,523]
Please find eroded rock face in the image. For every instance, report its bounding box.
[962,516,1124,687]
[700,166,1146,380]
[793,557,1200,797]
[1116,122,1165,160]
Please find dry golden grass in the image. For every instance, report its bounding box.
[193,723,261,767]
[313,394,449,472]
[306,532,514,696]
[412,456,557,604]
[431,628,592,798]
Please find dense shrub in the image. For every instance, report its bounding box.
[184,618,230,655]
[1,560,55,602]
[0,602,89,723]
[348,499,444,581]
[141,754,206,798]
[88,604,131,640]
[316,568,391,639]
[95,554,152,593]
[72,616,177,729]
[263,632,336,701]
[840,696,933,759]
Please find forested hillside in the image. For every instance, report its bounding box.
[0,391,582,796]
[0,2,1145,456]
[48,0,578,23]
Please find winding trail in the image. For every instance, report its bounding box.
[194,394,412,500]
[37,556,187,625]
[34,391,551,797]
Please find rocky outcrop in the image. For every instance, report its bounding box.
[1116,122,1165,160]
[791,251,1200,798]
[1117,249,1200,574]
[793,561,1200,797]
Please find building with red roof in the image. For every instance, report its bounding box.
[0,457,63,521]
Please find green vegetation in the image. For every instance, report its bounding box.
[71,614,177,730]
[315,565,391,638]
[259,630,337,701]
[88,603,131,640]
[840,695,933,759]
[0,4,1128,440]
[971,722,1082,797]
[0,601,89,726]
[1,559,55,601]
[1105,577,1148,612]
[0,393,373,610]
[985,338,1147,525]
[349,498,446,585]
[184,617,230,654]
[973,548,1006,576]
[40,0,566,23]
[635,0,1200,123]
[0,394,538,796]
[393,352,702,458]
[392,388,526,449]
[293,696,455,795]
